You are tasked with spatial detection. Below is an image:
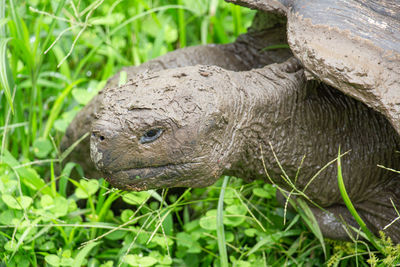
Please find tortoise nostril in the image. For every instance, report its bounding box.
[91,130,106,142]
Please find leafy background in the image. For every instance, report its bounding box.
[0,0,399,266]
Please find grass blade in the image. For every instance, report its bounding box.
[43,78,85,138]
[110,5,194,36]
[0,0,5,36]
[296,198,326,257]
[231,4,242,36]
[73,241,100,266]
[40,0,66,54]
[0,37,14,113]
[337,147,382,252]
[59,132,89,163]
[217,176,229,267]
[177,0,186,48]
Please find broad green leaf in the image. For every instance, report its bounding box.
[247,230,301,255]
[121,209,134,223]
[234,260,251,267]
[45,254,60,266]
[181,0,207,15]
[90,13,124,26]
[68,199,78,212]
[0,149,52,195]
[253,187,273,199]
[75,179,99,199]
[0,178,17,194]
[149,235,174,248]
[87,258,100,267]
[226,205,247,215]
[0,210,16,224]
[62,249,71,258]
[224,205,247,226]
[53,119,70,133]
[183,219,199,232]
[54,108,79,133]
[148,251,173,265]
[99,261,113,267]
[263,183,276,192]
[104,230,126,240]
[176,232,193,247]
[223,188,235,205]
[162,211,174,236]
[122,191,150,205]
[60,257,74,266]
[2,194,32,210]
[40,194,53,208]
[123,255,139,266]
[71,80,102,105]
[176,232,201,253]
[141,15,177,43]
[124,255,158,267]
[13,254,30,267]
[4,240,17,252]
[224,215,246,227]
[199,209,217,230]
[165,24,178,43]
[225,231,234,242]
[158,255,172,265]
[48,196,69,217]
[39,241,55,251]
[141,16,161,38]
[244,228,257,237]
[71,88,98,105]
[0,177,4,193]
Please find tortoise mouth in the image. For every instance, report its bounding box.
[103,162,198,191]
[113,163,188,175]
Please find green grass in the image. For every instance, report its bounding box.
[0,0,399,266]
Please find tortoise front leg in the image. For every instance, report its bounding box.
[310,189,400,243]
[300,177,400,243]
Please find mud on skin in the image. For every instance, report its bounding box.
[90,58,400,242]
[60,21,292,179]
[63,0,400,242]
[90,59,302,191]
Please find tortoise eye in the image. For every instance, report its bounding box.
[140,128,163,144]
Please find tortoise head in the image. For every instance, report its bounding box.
[90,66,236,191]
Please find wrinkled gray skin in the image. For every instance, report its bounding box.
[61,14,289,178]
[228,0,400,134]
[89,60,400,242]
[61,2,400,242]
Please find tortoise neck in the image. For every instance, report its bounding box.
[219,63,306,181]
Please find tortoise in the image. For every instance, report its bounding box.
[61,0,400,242]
